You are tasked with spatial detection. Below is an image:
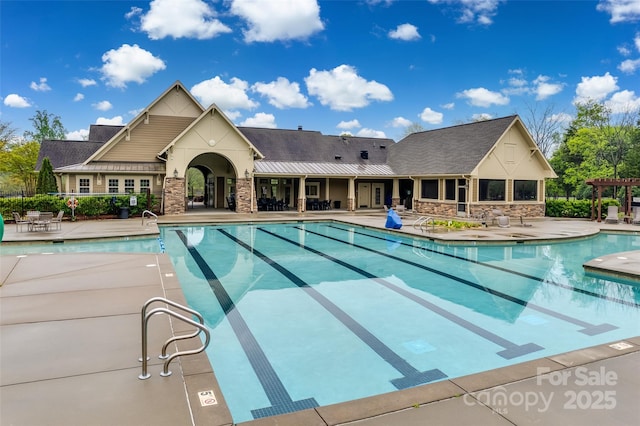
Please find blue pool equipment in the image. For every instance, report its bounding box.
[385,209,402,229]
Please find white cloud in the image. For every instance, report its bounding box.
[230,0,324,42]
[419,107,444,124]
[618,58,640,73]
[66,128,90,140]
[472,113,493,121]
[100,44,166,88]
[597,0,640,23]
[574,72,619,103]
[78,78,97,87]
[618,45,632,56]
[533,75,564,100]
[96,116,124,125]
[457,87,509,107]
[137,0,231,40]
[356,128,387,138]
[428,0,503,25]
[389,23,421,41]
[636,32,640,50]
[93,100,113,111]
[191,76,259,112]
[305,64,393,111]
[240,112,277,128]
[337,119,361,129]
[74,93,84,102]
[3,94,31,108]
[550,112,573,125]
[605,89,640,113]
[30,77,51,92]
[390,116,412,127]
[441,102,455,110]
[252,77,311,109]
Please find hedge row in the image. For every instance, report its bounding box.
[1,194,157,221]
[545,198,619,219]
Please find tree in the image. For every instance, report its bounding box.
[36,157,58,194]
[521,102,566,158]
[400,122,425,139]
[0,140,40,195]
[24,110,67,142]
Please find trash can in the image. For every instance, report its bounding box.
[333,201,341,209]
[118,207,129,219]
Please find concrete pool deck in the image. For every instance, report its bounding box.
[1,213,639,425]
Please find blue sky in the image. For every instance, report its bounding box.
[2,0,640,142]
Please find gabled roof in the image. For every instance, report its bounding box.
[157,104,264,159]
[85,81,203,164]
[241,127,392,164]
[88,125,124,142]
[37,139,106,171]
[388,115,518,175]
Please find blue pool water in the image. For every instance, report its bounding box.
[159,223,640,423]
[0,237,162,255]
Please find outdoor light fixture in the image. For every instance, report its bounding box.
[245,169,251,179]
[173,168,178,178]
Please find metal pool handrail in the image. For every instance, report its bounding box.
[142,210,158,226]
[138,297,210,380]
[413,216,434,233]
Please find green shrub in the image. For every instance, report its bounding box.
[545,199,619,219]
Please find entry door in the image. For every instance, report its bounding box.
[371,183,384,208]
[216,177,225,208]
[358,183,371,208]
[457,179,467,216]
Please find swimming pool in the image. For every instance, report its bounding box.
[160,222,640,423]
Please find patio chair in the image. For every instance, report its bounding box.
[12,212,30,232]
[491,209,505,225]
[632,209,640,225]
[50,210,64,231]
[497,215,510,228]
[33,212,53,231]
[604,205,619,224]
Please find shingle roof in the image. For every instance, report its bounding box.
[36,140,106,171]
[240,127,392,165]
[88,125,124,142]
[388,115,518,175]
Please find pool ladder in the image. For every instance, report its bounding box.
[138,297,210,380]
[142,210,158,226]
[413,216,435,233]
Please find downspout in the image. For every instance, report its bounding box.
[156,154,168,214]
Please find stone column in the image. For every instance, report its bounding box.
[348,177,355,212]
[165,177,185,215]
[235,178,252,213]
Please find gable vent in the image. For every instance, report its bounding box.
[360,150,369,159]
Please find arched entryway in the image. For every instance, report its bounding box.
[187,153,238,211]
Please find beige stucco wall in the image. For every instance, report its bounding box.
[475,124,553,180]
[166,109,255,181]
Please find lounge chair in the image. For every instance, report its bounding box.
[491,209,506,226]
[497,215,510,228]
[12,212,30,232]
[632,209,640,225]
[604,205,619,224]
[50,210,64,231]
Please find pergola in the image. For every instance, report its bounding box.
[586,177,640,222]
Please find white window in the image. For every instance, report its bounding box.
[124,179,135,193]
[78,178,91,194]
[305,182,320,199]
[108,179,119,193]
[140,179,150,192]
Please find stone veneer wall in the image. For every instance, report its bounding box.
[164,178,185,215]
[413,199,545,218]
[235,178,252,213]
[347,198,355,211]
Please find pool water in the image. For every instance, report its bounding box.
[0,237,162,255]
[160,223,640,423]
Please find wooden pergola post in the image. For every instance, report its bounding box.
[585,178,640,222]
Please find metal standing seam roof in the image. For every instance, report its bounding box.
[54,162,166,173]
[254,161,396,176]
